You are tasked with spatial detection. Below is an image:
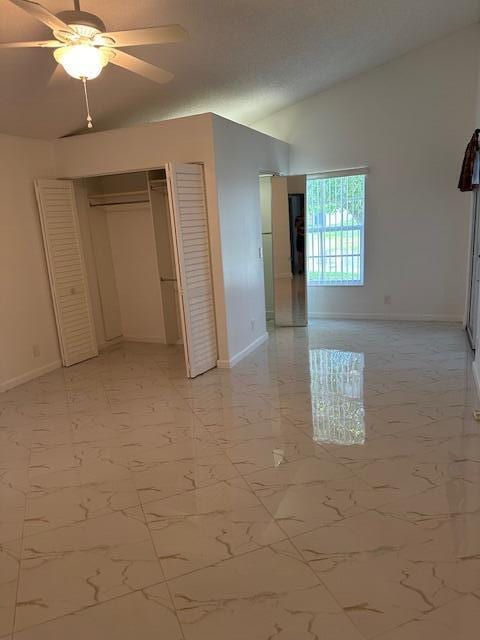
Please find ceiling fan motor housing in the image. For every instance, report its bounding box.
[55,10,106,40]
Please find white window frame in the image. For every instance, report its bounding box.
[306,168,368,287]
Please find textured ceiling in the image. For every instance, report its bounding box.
[1,0,479,139]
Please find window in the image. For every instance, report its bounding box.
[306,172,366,285]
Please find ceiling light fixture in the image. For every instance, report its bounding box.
[1,0,187,131]
[53,43,112,127]
[54,44,112,80]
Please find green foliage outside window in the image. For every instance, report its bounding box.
[307,174,365,285]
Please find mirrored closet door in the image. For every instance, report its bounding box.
[271,175,308,327]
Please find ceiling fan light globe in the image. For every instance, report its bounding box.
[54,44,109,80]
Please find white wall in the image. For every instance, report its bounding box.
[87,209,123,343]
[211,117,289,364]
[107,207,165,343]
[0,134,60,391]
[53,115,213,179]
[255,25,480,321]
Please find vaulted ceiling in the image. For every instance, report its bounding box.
[1,0,479,139]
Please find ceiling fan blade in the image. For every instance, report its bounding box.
[110,50,173,84]
[99,25,187,47]
[7,0,74,34]
[0,39,60,48]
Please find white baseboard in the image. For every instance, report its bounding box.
[217,332,269,369]
[473,361,480,400]
[0,359,62,394]
[308,311,462,322]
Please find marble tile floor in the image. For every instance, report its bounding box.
[1,320,479,639]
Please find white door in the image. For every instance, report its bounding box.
[166,163,217,377]
[35,179,98,366]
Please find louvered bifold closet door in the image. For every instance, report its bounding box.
[34,179,98,367]
[166,163,217,378]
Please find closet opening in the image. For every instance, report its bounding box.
[35,163,218,378]
[78,169,181,351]
[75,169,183,370]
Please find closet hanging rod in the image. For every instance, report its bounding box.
[149,177,167,185]
[89,189,149,199]
[89,199,150,207]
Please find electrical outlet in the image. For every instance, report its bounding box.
[32,344,40,358]
[384,295,391,305]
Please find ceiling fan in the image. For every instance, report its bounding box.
[0,0,187,128]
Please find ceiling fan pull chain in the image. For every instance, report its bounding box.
[81,77,93,129]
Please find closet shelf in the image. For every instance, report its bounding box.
[88,190,150,208]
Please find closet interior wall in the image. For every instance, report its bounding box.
[149,170,182,345]
[75,169,180,351]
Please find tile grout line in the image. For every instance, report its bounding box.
[10,415,34,639]
[136,482,187,640]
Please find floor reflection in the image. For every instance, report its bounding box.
[274,275,307,326]
[309,349,365,445]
